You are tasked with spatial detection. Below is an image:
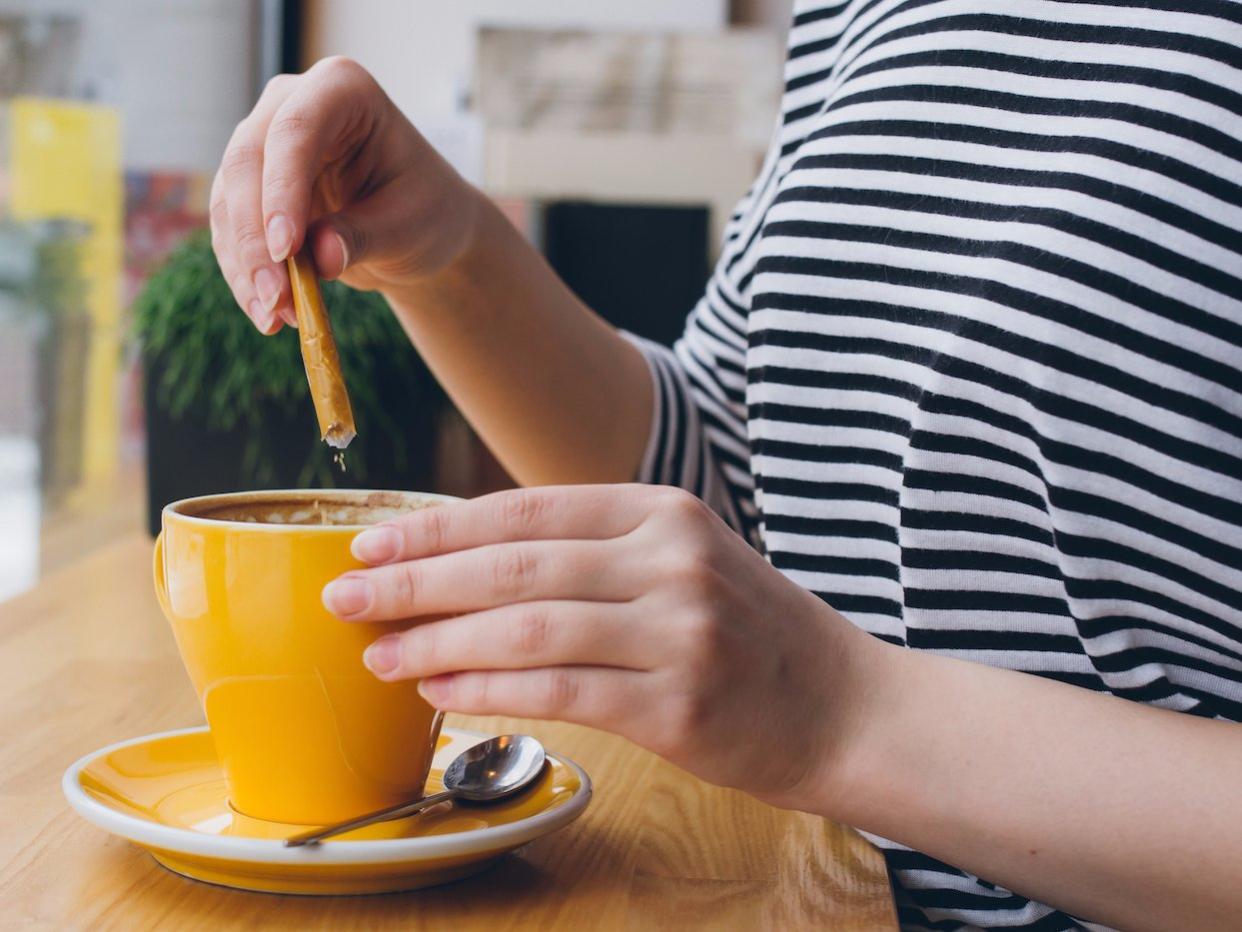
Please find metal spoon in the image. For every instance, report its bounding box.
[283,734,547,847]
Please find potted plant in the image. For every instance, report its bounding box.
[134,229,444,536]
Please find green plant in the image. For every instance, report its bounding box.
[133,228,443,487]
[0,219,87,315]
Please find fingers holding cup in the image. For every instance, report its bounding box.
[324,539,638,622]
[348,486,651,568]
[417,666,650,736]
[360,600,659,682]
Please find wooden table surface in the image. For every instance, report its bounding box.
[0,533,896,930]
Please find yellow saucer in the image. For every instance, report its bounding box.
[63,726,591,895]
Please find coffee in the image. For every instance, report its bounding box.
[173,489,436,528]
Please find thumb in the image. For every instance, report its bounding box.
[309,186,411,280]
[306,219,356,281]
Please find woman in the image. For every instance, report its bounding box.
[208,2,1242,928]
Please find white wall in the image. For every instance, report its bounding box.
[0,0,254,171]
[307,0,726,121]
[305,0,728,177]
[0,1,786,176]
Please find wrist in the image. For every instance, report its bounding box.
[380,187,504,313]
[790,622,911,823]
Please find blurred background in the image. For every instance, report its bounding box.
[0,0,790,602]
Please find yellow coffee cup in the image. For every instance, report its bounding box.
[153,489,453,825]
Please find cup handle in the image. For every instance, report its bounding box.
[418,708,446,796]
[152,530,172,618]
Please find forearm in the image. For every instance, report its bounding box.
[382,194,652,486]
[207,60,652,483]
[825,637,1242,931]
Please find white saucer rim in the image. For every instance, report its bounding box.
[62,725,592,866]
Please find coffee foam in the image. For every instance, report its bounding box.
[174,490,438,528]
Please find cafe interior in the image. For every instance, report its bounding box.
[0,0,906,928]
[10,1,1237,929]
[0,0,791,591]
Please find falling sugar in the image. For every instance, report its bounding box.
[333,449,347,473]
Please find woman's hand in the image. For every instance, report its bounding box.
[320,484,1242,931]
[321,484,876,808]
[209,56,480,334]
[211,58,658,487]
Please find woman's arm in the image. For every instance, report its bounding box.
[381,199,653,486]
[209,56,651,486]
[826,643,1242,932]
[321,483,1242,932]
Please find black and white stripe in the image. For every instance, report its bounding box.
[625,1,1242,928]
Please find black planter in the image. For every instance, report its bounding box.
[143,353,440,537]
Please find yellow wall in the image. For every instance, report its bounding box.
[8,98,123,493]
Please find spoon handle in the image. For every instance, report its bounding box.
[283,790,457,848]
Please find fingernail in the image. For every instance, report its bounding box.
[250,298,279,334]
[418,676,451,705]
[267,213,294,262]
[363,636,400,675]
[352,526,401,564]
[323,576,372,616]
[334,231,350,273]
[247,298,272,332]
[254,267,280,311]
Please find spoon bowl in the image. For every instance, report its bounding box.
[448,734,546,801]
[284,734,547,847]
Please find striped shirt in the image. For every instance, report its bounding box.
[624,1,1242,929]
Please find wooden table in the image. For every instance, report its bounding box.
[0,533,897,930]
